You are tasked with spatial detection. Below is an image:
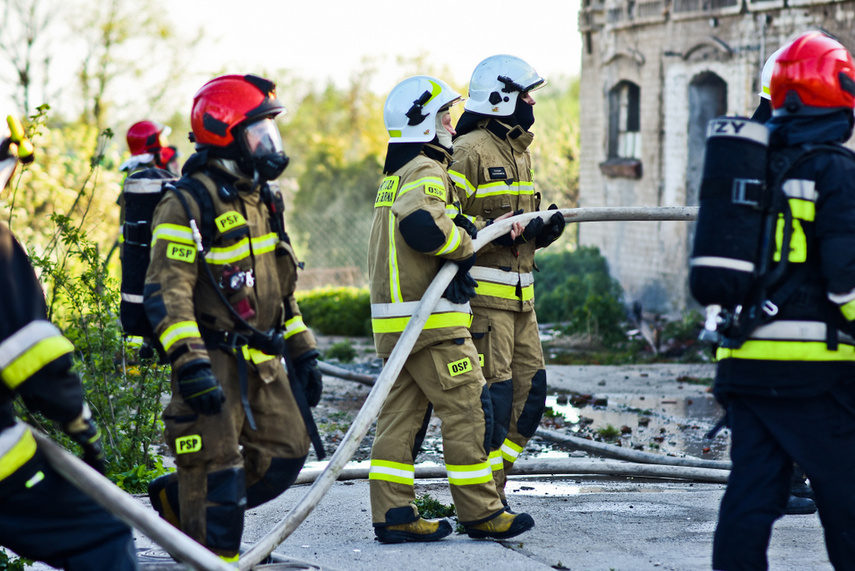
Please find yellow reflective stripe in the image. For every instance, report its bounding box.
[219,554,239,563]
[716,340,855,362]
[489,449,503,471]
[152,223,194,247]
[159,321,200,352]
[251,232,279,256]
[436,227,462,256]
[445,204,460,217]
[284,317,307,340]
[448,169,476,197]
[241,346,276,364]
[841,299,855,322]
[446,461,492,485]
[388,210,403,303]
[789,198,815,222]
[0,428,36,481]
[474,180,535,199]
[500,439,523,463]
[369,459,415,485]
[398,176,444,198]
[474,281,534,302]
[371,311,473,334]
[2,336,74,390]
[206,238,250,265]
[25,470,44,488]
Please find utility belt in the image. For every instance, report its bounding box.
[199,326,278,365]
[197,324,326,459]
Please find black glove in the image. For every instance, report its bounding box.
[294,350,323,407]
[250,329,287,356]
[453,214,478,239]
[177,362,225,415]
[514,217,544,245]
[443,254,478,304]
[535,204,565,248]
[66,411,107,474]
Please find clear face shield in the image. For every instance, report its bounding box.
[240,117,289,181]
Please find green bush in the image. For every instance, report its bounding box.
[535,247,627,344]
[325,340,358,363]
[296,287,371,336]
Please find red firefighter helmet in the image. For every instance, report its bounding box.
[190,74,285,149]
[126,120,169,156]
[770,32,855,114]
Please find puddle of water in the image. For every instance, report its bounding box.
[540,394,732,462]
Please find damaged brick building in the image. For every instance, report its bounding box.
[576,0,855,315]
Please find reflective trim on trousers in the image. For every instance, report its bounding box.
[369,459,415,486]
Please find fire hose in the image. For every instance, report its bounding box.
[35,206,697,569]
[239,206,698,568]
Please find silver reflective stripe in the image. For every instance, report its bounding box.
[469,267,534,287]
[829,287,855,305]
[371,299,471,318]
[123,178,168,195]
[0,321,62,371]
[782,179,817,202]
[750,320,855,344]
[0,423,28,458]
[690,256,755,273]
[121,293,144,303]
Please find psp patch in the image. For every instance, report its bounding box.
[166,242,196,263]
[176,434,202,454]
[447,357,473,377]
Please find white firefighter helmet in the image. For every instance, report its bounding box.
[759,44,790,100]
[384,76,462,143]
[464,54,546,116]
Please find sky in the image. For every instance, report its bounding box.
[165,0,583,96]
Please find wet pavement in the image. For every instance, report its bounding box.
[19,364,834,570]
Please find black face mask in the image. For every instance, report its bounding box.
[513,96,535,131]
[240,117,290,181]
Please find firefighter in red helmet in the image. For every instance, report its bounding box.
[712,32,855,569]
[121,120,177,175]
[143,74,322,563]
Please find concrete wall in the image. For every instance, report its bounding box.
[577,0,855,315]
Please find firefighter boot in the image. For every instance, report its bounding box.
[465,511,534,540]
[375,517,453,544]
[148,473,181,529]
[785,495,817,515]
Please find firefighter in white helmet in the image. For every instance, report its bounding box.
[449,55,565,508]
[368,75,535,543]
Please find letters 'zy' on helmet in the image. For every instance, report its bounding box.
[126,120,170,156]
[464,55,546,116]
[191,74,289,180]
[771,32,855,115]
[384,76,462,143]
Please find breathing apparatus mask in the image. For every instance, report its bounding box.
[237,117,290,182]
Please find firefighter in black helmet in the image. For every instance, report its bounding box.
[0,116,138,570]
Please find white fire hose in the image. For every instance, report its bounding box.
[239,206,698,568]
[36,206,698,569]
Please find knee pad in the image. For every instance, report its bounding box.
[488,380,513,449]
[246,456,307,509]
[517,369,546,438]
[204,468,246,553]
[411,403,434,461]
[148,472,181,529]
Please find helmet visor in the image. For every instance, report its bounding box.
[242,118,283,159]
